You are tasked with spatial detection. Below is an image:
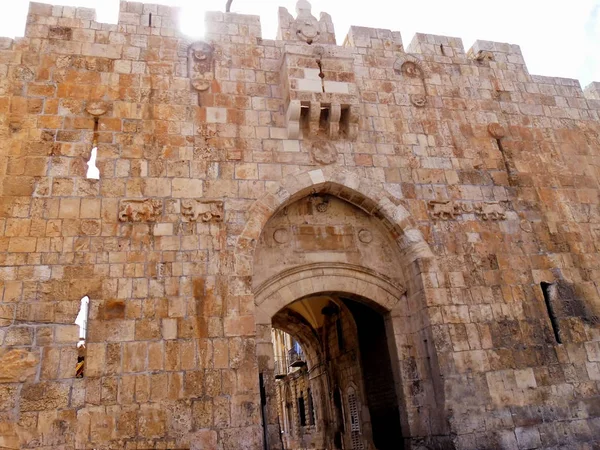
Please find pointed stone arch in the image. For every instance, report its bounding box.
[241,167,446,449]
[233,166,434,277]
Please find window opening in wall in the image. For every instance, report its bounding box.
[298,393,307,426]
[439,43,446,56]
[541,282,562,343]
[86,147,100,179]
[86,117,100,179]
[74,296,89,377]
[348,387,363,449]
[148,12,152,26]
[336,317,344,351]
[307,388,315,425]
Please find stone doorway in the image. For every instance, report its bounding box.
[269,293,404,450]
[245,171,445,449]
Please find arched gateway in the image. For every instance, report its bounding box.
[235,167,449,449]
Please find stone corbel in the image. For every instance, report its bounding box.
[286,99,301,139]
[309,101,321,136]
[347,105,359,140]
[329,103,341,138]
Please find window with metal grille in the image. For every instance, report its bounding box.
[348,389,360,432]
[348,387,363,449]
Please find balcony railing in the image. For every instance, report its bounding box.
[288,347,306,368]
[274,358,287,379]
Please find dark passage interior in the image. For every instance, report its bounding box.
[344,298,404,450]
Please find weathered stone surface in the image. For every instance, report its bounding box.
[0,0,599,449]
[0,350,39,383]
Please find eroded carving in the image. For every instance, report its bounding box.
[311,141,337,165]
[310,196,329,213]
[428,200,461,220]
[294,0,321,44]
[273,228,290,244]
[188,41,214,92]
[181,199,224,222]
[475,202,506,221]
[472,50,495,61]
[428,200,507,221]
[119,199,162,222]
[394,56,425,79]
[86,101,108,116]
[13,65,34,81]
[80,220,101,235]
[411,94,427,107]
[358,229,373,244]
[488,122,506,139]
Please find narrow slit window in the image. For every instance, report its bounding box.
[87,117,100,179]
[86,147,100,179]
[74,296,90,377]
[541,282,561,344]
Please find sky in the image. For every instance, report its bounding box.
[1,0,599,88]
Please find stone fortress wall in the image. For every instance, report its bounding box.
[0,0,600,448]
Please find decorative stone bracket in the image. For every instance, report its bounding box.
[285,99,358,140]
[428,200,507,221]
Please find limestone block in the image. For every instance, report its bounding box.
[0,349,39,383]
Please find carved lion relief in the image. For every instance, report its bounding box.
[428,200,462,220]
[181,200,224,222]
[119,199,162,222]
[188,41,214,92]
[428,200,507,221]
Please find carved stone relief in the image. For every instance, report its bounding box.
[181,199,224,222]
[410,94,427,107]
[294,0,321,44]
[472,50,495,61]
[311,141,337,165]
[86,101,108,116]
[358,229,373,243]
[475,202,506,221]
[80,220,101,235]
[428,200,507,221]
[13,65,34,81]
[394,56,425,79]
[428,200,462,220]
[488,122,506,139]
[188,41,214,92]
[119,199,162,222]
[273,228,290,244]
[309,196,329,213]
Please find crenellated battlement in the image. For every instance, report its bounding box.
[2,2,600,450]
[11,0,597,98]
